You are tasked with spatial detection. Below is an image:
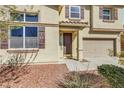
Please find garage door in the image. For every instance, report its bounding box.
[83,38,115,58]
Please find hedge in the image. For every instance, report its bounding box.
[97,64,124,88]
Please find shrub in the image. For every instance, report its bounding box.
[118,59,124,66]
[98,64,124,88]
[108,49,114,57]
[118,51,124,66]
[0,53,30,87]
[119,51,124,58]
[59,72,90,88]
[58,71,110,88]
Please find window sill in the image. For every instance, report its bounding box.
[102,20,115,23]
[69,18,81,21]
[7,49,39,53]
[9,21,39,24]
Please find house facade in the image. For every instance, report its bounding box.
[0,5,123,63]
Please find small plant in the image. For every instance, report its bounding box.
[6,53,25,68]
[58,71,110,88]
[119,51,124,58]
[117,51,124,66]
[108,49,114,57]
[0,53,28,87]
[118,59,124,66]
[98,64,124,88]
[58,72,90,88]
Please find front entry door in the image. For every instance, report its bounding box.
[63,33,72,57]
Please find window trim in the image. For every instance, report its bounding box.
[9,12,40,49]
[25,13,39,22]
[102,8,112,20]
[69,5,81,19]
[8,25,39,49]
[10,12,39,22]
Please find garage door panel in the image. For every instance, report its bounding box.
[83,39,114,58]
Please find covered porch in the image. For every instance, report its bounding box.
[59,28,78,60]
[59,21,88,61]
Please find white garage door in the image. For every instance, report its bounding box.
[83,39,115,58]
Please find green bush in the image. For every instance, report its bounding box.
[107,49,114,57]
[119,51,124,58]
[118,58,124,66]
[98,64,124,88]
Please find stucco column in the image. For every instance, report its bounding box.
[116,33,121,55]
[59,32,64,59]
[78,30,83,61]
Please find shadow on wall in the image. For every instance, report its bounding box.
[45,5,58,11]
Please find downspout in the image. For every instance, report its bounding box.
[77,30,79,60]
[90,5,93,32]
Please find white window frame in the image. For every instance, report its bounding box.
[9,12,39,49]
[10,12,39,22]
[8,26,24,49]
[24,26,39,48]
[69,5,81,19]
[102,9,112,20]
[8,26,39,49]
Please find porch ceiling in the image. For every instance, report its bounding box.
[60,26,83,32]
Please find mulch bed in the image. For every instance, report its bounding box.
[0,64,69,88]
[0,64,111,88]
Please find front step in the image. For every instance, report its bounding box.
[64,54,72,59]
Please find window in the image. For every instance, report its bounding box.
[11,26,23,37]
[10,12,38,22]
[10,26,38,48]
[103,9,112,20]
[25,27,37,37]
[10,12,39,48]
[69,6,81,19]
[10,26,23,48]
[25,27,38,48]
[25,14,38,22]
[10,13,24,21]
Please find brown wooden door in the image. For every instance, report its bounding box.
[63,33,72,54]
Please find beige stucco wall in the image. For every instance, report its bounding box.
[34,26,59,62]
[59,5,90,60]
[0,5,59,24]
[59,5,123,61]
[14,5,59,24]
[82,28,120,38]
[0,27,59,63]
[78,29,84,61]
[0,5,123,63]
[59,5,90,26]
[75,27,121,61]
[92,6,123,29]
[81,27,121,59]
[72,31,77,59]
[59,32,64,59]
[0,5,60,63]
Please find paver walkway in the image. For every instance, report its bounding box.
[59,57,123,71]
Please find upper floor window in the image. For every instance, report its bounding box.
[69,6,81,19]
[102,9,112,20]
[10,12,38,22]
[25,13,38,22]
[10,13,24,21]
